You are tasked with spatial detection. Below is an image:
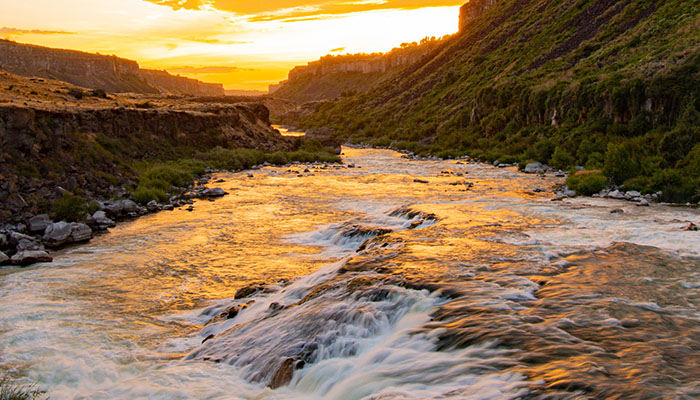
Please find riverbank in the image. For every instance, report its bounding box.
[0,72,341,267]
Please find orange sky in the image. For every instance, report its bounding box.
[0,0,462,90]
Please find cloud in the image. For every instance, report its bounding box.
[330,47,346,52]
[168,66,240,73]
[0,27,75,35]
[144,0,463,21]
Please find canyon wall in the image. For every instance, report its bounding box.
[0,40,224,96]
[459,0,498,31]
[140,69,224,96]
[270,38,447,102]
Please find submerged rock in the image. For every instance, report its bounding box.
[11,250,52,266]
[43,222,93,248]
[413,178,429,184]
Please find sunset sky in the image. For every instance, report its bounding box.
[0,0,462,90]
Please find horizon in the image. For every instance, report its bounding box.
[0,0,462,91]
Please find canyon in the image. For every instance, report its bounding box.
[0,40,224,96]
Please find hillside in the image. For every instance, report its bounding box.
[0,71,289,223]
[270,37,448,102]
[299,0,700,202]
[0,40,224,96]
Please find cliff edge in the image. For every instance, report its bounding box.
[0,40,224,96]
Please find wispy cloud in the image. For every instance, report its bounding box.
[144,0,463,21]
[168,66,241,73]
[0,26,75,35]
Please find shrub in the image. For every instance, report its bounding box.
[266,151,288,165]
[52,194,87,222]
[604,143,638,184]
[566,170,607,195]
[131,187,168,204]
[550,147,575,170]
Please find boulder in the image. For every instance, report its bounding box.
[8,231,35,247]
[524,162,545,174]
[28,214,53,233]
[86,211,115,231]
[16,238,43,252]
[146,200,159,212]
[200,188,227,198]
[104,199,144,218]
[0,233,7,249]
[608,190,625,199]
[0,251,9,265]
[11,250,52,266]
[43,222,93,248]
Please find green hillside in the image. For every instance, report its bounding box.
[299,0,700,202]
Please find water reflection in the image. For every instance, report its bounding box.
[273,125,306,137]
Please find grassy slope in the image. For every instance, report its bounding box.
[301,0,700,202]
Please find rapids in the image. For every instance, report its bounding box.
[1,148,699,399]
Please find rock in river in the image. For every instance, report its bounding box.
[200,188,227,198]
[86,211,116,231]
[11,250,52,266]
[43,222,93,248]
[524,162,545,174]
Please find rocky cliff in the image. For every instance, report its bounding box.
[0,40,224,96]
[269,38,448,102]
[140,69,224,96]
[459,0,498,31]
[0,71,288,223]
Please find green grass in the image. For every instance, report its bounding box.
[129,142,341,204]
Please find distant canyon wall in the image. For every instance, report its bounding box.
[0,40,224,96]
[269,39,447,102]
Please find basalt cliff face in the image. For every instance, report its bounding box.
[0,40,224,96]
[0,72,288,223]
[269,38,449,103]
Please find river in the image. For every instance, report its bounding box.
[1,148,699,399]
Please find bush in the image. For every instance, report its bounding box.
[604,142,638,184]
[550,147,575,170]
[131,187,168,204]
[52,194,87,222]
[566,170,607,195]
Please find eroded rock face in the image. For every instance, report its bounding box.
[43,222,92,248]
[459,0,498,31]
[10,250,52,266]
